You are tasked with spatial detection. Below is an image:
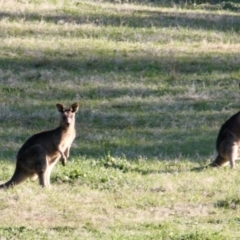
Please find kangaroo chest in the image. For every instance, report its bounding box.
[58,131,76,149]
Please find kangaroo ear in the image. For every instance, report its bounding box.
[56,103,64,112]
[71,103,79,113]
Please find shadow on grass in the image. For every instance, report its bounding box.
[76,129,216,160]
[75,104,220,161]
[215,197,240,209]
[0,7,240,32]
[1,49,240,76]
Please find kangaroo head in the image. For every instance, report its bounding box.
[56,103,79,127]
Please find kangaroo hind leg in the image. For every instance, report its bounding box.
[35,150,48,187]
[25,144,48,187]
[228,143,238,169]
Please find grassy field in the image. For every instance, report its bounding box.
[1,0,240,239]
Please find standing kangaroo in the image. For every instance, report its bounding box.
[209,111,240,168]
[0,103,79,188]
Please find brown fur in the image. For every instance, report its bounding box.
[210,111,240,168]
[0,103,79,188]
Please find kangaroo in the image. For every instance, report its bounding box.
[209,111,240,168]
[0,102,79,188]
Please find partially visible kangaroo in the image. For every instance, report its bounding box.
[209,111,240,168]
[0,103,79,188]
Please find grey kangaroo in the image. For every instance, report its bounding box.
[0,103,79,188]
[209,111,240,168]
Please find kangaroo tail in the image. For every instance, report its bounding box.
[0,168,28,189]
[191,155,227,172]
[208,155,227,168]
